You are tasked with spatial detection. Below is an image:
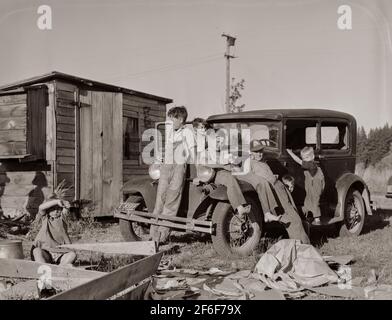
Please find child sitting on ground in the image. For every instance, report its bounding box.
[286,146,325,225]
[31,194,76,267]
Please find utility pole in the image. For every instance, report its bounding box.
[222,33,236,113]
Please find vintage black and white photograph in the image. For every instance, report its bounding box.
[0,0,391,304]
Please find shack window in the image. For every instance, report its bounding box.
[0,87,47,159]
[123,117,140,162]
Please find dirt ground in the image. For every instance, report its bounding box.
[3,194,392,300]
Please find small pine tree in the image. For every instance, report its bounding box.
[229,78,245,113]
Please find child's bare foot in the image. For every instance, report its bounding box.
[313,217,321,225]
[264,212,282,222]
[236,204,251,219]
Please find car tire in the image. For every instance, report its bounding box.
[339,189,366,237]
[211,195,263,257]
[119,195,150,242]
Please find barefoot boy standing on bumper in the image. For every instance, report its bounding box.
[149,106,196,245]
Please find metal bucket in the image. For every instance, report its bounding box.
[0,240,24,259]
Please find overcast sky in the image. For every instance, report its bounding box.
[0,0,391,131]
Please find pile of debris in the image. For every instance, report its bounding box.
[149,239,392,300]
[0,216,31,238]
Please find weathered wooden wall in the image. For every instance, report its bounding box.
[0,93,27,156]
[54,81,76,201]
[0,91,52,218]
[0,163,52,218]
[122,93,166,182]
[79,91,123,216]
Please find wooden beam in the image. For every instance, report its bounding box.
[48,252,163,300]
[0,258,105,281]
[112,279,150,300]
[58,241,157,256]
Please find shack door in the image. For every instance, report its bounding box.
[79,91,123,216]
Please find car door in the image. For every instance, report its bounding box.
[317,119,354,214]
[282,118,319,211]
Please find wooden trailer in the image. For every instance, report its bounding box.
[0,71,171,217]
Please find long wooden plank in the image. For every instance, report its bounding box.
[57,148,74,157]
[2,171,52,185]
[0,142,26,155]
[92,92,103,215]
[57,139,75,148]
[57,156,75,165]
[57,123,75,133]
[56,164,75,173]
[57,115,74,125]
[102,93,114,216]
[0,258,105,280]
[0,94,26,104]
[0,129,26,142]
[56,106,74,117]
[59,241,156,256]
[48,252,162,300]
[46,83,56,161]
[0,117,26,130]
[0,104,26,118]
[112,279,150,300]
[57,131,75,141]
[112,93,123,214]
[57,90,75,101]
[79,91,93,201]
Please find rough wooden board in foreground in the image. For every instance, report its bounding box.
[0,258,105,281]
[58,241,157,256]
[49,252,163,300]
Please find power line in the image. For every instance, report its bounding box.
[105,53,222,81]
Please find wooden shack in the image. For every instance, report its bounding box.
[0,71,171,217]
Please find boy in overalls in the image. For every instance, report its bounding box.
[287,146,325,225]
[150,106,196,245]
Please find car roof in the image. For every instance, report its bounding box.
[207,109,355,122]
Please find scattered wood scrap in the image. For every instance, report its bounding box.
[0,258,105,281]
[49,252,163,300]
[58,241,157,256]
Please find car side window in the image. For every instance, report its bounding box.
[285,120,318,151]
[320,121,349,151]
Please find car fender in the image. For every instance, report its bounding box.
[335,172,373,219]
[122,175,157,212]
[208,181,256,201]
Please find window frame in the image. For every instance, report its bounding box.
[122,115,141,165]
[319,119,351,156]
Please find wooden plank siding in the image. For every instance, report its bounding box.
[122,94,166,181]
[55,82,76,200]
[0,94,27,156]
[0,165,52,218]
[79,90,93,202]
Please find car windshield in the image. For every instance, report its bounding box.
[210,121,280,153]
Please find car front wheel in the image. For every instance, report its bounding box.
[119,195,151,242]
[339,189,366,237]
[211,195,263,257]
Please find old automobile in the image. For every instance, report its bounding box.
[114,109,373,256]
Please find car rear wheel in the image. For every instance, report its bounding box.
[211,195,263,257]
[119,195,151,242]
[339,189,366,237]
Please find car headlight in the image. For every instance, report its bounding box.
[149,163,161,180]
[197,165,215,183]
